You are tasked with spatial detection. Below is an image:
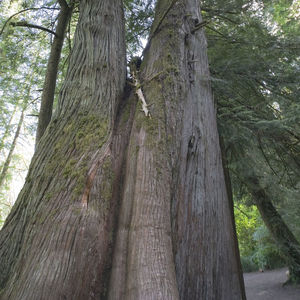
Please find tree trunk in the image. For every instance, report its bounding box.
[0,109,24,189]
[0,106,16,153]
[35,1,73,146]
[0,0,127,297]
[248,176,300,283]
[219,136,246,298]
[0,0,245,298]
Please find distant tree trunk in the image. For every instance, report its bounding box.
[0,108,24,189]
[0,0,245,298]
[0,106,16,153]
[247,176,300,283]
[35,0,73,146]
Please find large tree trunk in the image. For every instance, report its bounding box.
[0,0,127,297]
[0,0,245,298]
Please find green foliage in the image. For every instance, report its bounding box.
[124,0,154,55]
[235,203,259,257]
[235,203,286,271]
[203,0,300,272]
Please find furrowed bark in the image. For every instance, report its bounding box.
[35,2,73,146]
[0,0,127,298]
[109,0,244,298]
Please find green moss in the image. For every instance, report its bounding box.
[44,113,110,201]
[63,158,77,178]
[45,192,53,200]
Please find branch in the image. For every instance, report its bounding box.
[191,20,209,34]
[26,114,39,117]
[0,7,60,36]
[257,134,278,177]
[234,205,250,218]
[10,21,58,36]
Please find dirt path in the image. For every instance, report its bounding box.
[244,268,300,300]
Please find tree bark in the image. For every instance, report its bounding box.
[0,0,245,298]
[0,0,126,297]
[109,0,244,298]
[35,1,73,146]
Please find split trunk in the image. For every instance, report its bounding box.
[0,0,245,298]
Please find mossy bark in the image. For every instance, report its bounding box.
[109,0,245,298]
[0,0,245,298]
[0,0,127,298]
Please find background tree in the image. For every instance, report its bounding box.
[203,0,300,282]
[0,0,78,224]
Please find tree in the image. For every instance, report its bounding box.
[0,0,245,298]
[202,0,300,281]
[35,0,74,145]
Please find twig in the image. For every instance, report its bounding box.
[191,20,209,34]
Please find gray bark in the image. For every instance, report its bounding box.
[109,0,245,298]
[0,0,126,297]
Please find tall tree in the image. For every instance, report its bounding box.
[0,0,245,299]
[202,0,300,280]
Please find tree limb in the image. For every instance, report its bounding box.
[0,7,59,36]
[191,20,209,34]
[10,21,58,36]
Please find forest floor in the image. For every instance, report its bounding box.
[244,267,300,300]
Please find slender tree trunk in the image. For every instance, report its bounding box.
[0,0,245,298]
[0,106,17,153]
[0,109,24,189]
[247,176,300,283]
[35,0,73,146]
